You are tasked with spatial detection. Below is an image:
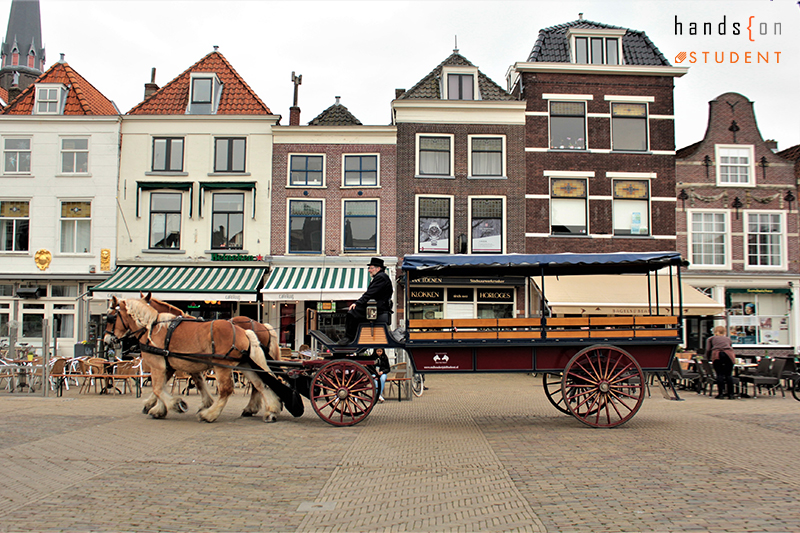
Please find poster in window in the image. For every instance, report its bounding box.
[744,302,756,315]
[472,219,502,253]
[419,218,449,252]
[630,212,642,234]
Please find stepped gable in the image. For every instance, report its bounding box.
[527,19,670,66]
[127,50,271,115]
[397,51,514,101]
[308,100,362,126]
[1,61,117,115]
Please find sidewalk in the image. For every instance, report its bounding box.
[1,374,799,532]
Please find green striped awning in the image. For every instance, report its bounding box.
[261,267,369,301]
[90,266,266,301]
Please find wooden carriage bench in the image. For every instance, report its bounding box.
[385,362,412,401]
[407,315,679,342]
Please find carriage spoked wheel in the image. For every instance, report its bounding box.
[310,360,376,427]
[562,345,645,428]
[542,372,570,415]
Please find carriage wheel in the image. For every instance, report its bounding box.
[562,345,645,428]
[310,360,376,427]
[542,372,570,415]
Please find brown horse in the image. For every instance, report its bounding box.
[137,293,284,418]
[107,297,283,423]
[140,293,281,361]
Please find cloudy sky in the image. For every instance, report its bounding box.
[5,0,799,150]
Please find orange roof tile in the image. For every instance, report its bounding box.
[128,51,271,115]
[1,62,117,115]
[0,86,7,105]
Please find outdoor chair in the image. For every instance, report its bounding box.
[698,358,740,397]
[384,362,412,401]
[670,357,701,392]
[48,358,70,396]
[739,357,786,398]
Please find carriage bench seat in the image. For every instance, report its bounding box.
[385,362,412,401]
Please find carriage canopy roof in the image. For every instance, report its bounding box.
[402,252,686,278]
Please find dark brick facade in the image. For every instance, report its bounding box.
[271,140,397,257]
[516,71,680,254]
[394,122,526,258]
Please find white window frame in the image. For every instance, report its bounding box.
[341,153,380,188]
[187,73,222,115]
[550,178,588,236]
[3,137,32,175]
[548,100,587,151]
[59,137,90,175]
[744,209,786,271]
[687,209,731,270]
[441,65,480,100]
[286,198,325,255]
[468,195,506,254]
[415,133,454,178]
[288,153,326,188]
[59,200,92,254]
[567,28,625,65]
[468,135,506,178]
[341,198,380,254]
[610,102,649,152]
[0,200,30,252]
[415,194,453,253]
[715,144,755,187]
[612,179,651,236]
[33,83,67,115]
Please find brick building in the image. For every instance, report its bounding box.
[392,51,527,321]
[265,97,397,347]
[506,17,687,254]
[676,92,799,355]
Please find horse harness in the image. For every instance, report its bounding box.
[139,316,244,362]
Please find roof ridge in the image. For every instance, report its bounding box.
[213,51,271,114]
[399,51,474,99]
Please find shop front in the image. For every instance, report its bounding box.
[406,276,527,320]
[261,262,386,350]
[90,264,267,325]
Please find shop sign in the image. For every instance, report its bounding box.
[317,301,337,313]
[411,276,525,286]
[477,289,513,302]
[210,253,267,262]
[410,288,444,301]
[447,288,473,301]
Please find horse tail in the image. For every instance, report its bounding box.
[263,322,280,361]
[244,329,272,374]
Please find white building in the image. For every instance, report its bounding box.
[0,57,120,356]
[92,50,279,322]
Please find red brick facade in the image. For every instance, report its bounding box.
[394,122,526,258]
[515,71,680,254]
[271,141,397,257]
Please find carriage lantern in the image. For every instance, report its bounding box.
[366,299,378,321]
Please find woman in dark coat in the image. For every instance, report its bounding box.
[706,325,736,399]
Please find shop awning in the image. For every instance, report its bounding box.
[539,275,724,316]
[261,266,370,301]
[90,266,266,302]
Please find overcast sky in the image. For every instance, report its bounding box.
[5,0,799,150]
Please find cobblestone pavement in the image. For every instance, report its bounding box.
[1,373,799,532]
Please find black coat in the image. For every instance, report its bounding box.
[354,270,393,312]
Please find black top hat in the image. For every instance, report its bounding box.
[367,257,384,268]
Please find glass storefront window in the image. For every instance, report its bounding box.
[727,291,790,345]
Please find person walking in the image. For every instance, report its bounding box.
[338,258,393,345]
[706,325,737,399]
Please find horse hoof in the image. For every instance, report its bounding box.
[148,409,167,419]
[241,411,254,417]
[176,400,189,413]
[142,406,150,414]
[263,414,277,423]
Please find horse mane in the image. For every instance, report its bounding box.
[124,299,159,329]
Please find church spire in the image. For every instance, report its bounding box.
[1,0,45,92]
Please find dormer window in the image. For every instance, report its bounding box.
[11,47,19,66]
[187,73,223,114]
[568,28,625,65]
[27,51,35,69]
[441,66,480,100]
[34,84,67,115]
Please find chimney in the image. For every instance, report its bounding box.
[765,139,778,152]
[8,74,21,103]
[289,106,301,126]
[144,67,158,99]
[395,88,406,99]
[578,12,584,20]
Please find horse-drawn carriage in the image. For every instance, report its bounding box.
[105,251,689,428]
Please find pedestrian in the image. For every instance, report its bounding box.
[706,325,736,399]
[373,347,390,403]
[338,257,393,345]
